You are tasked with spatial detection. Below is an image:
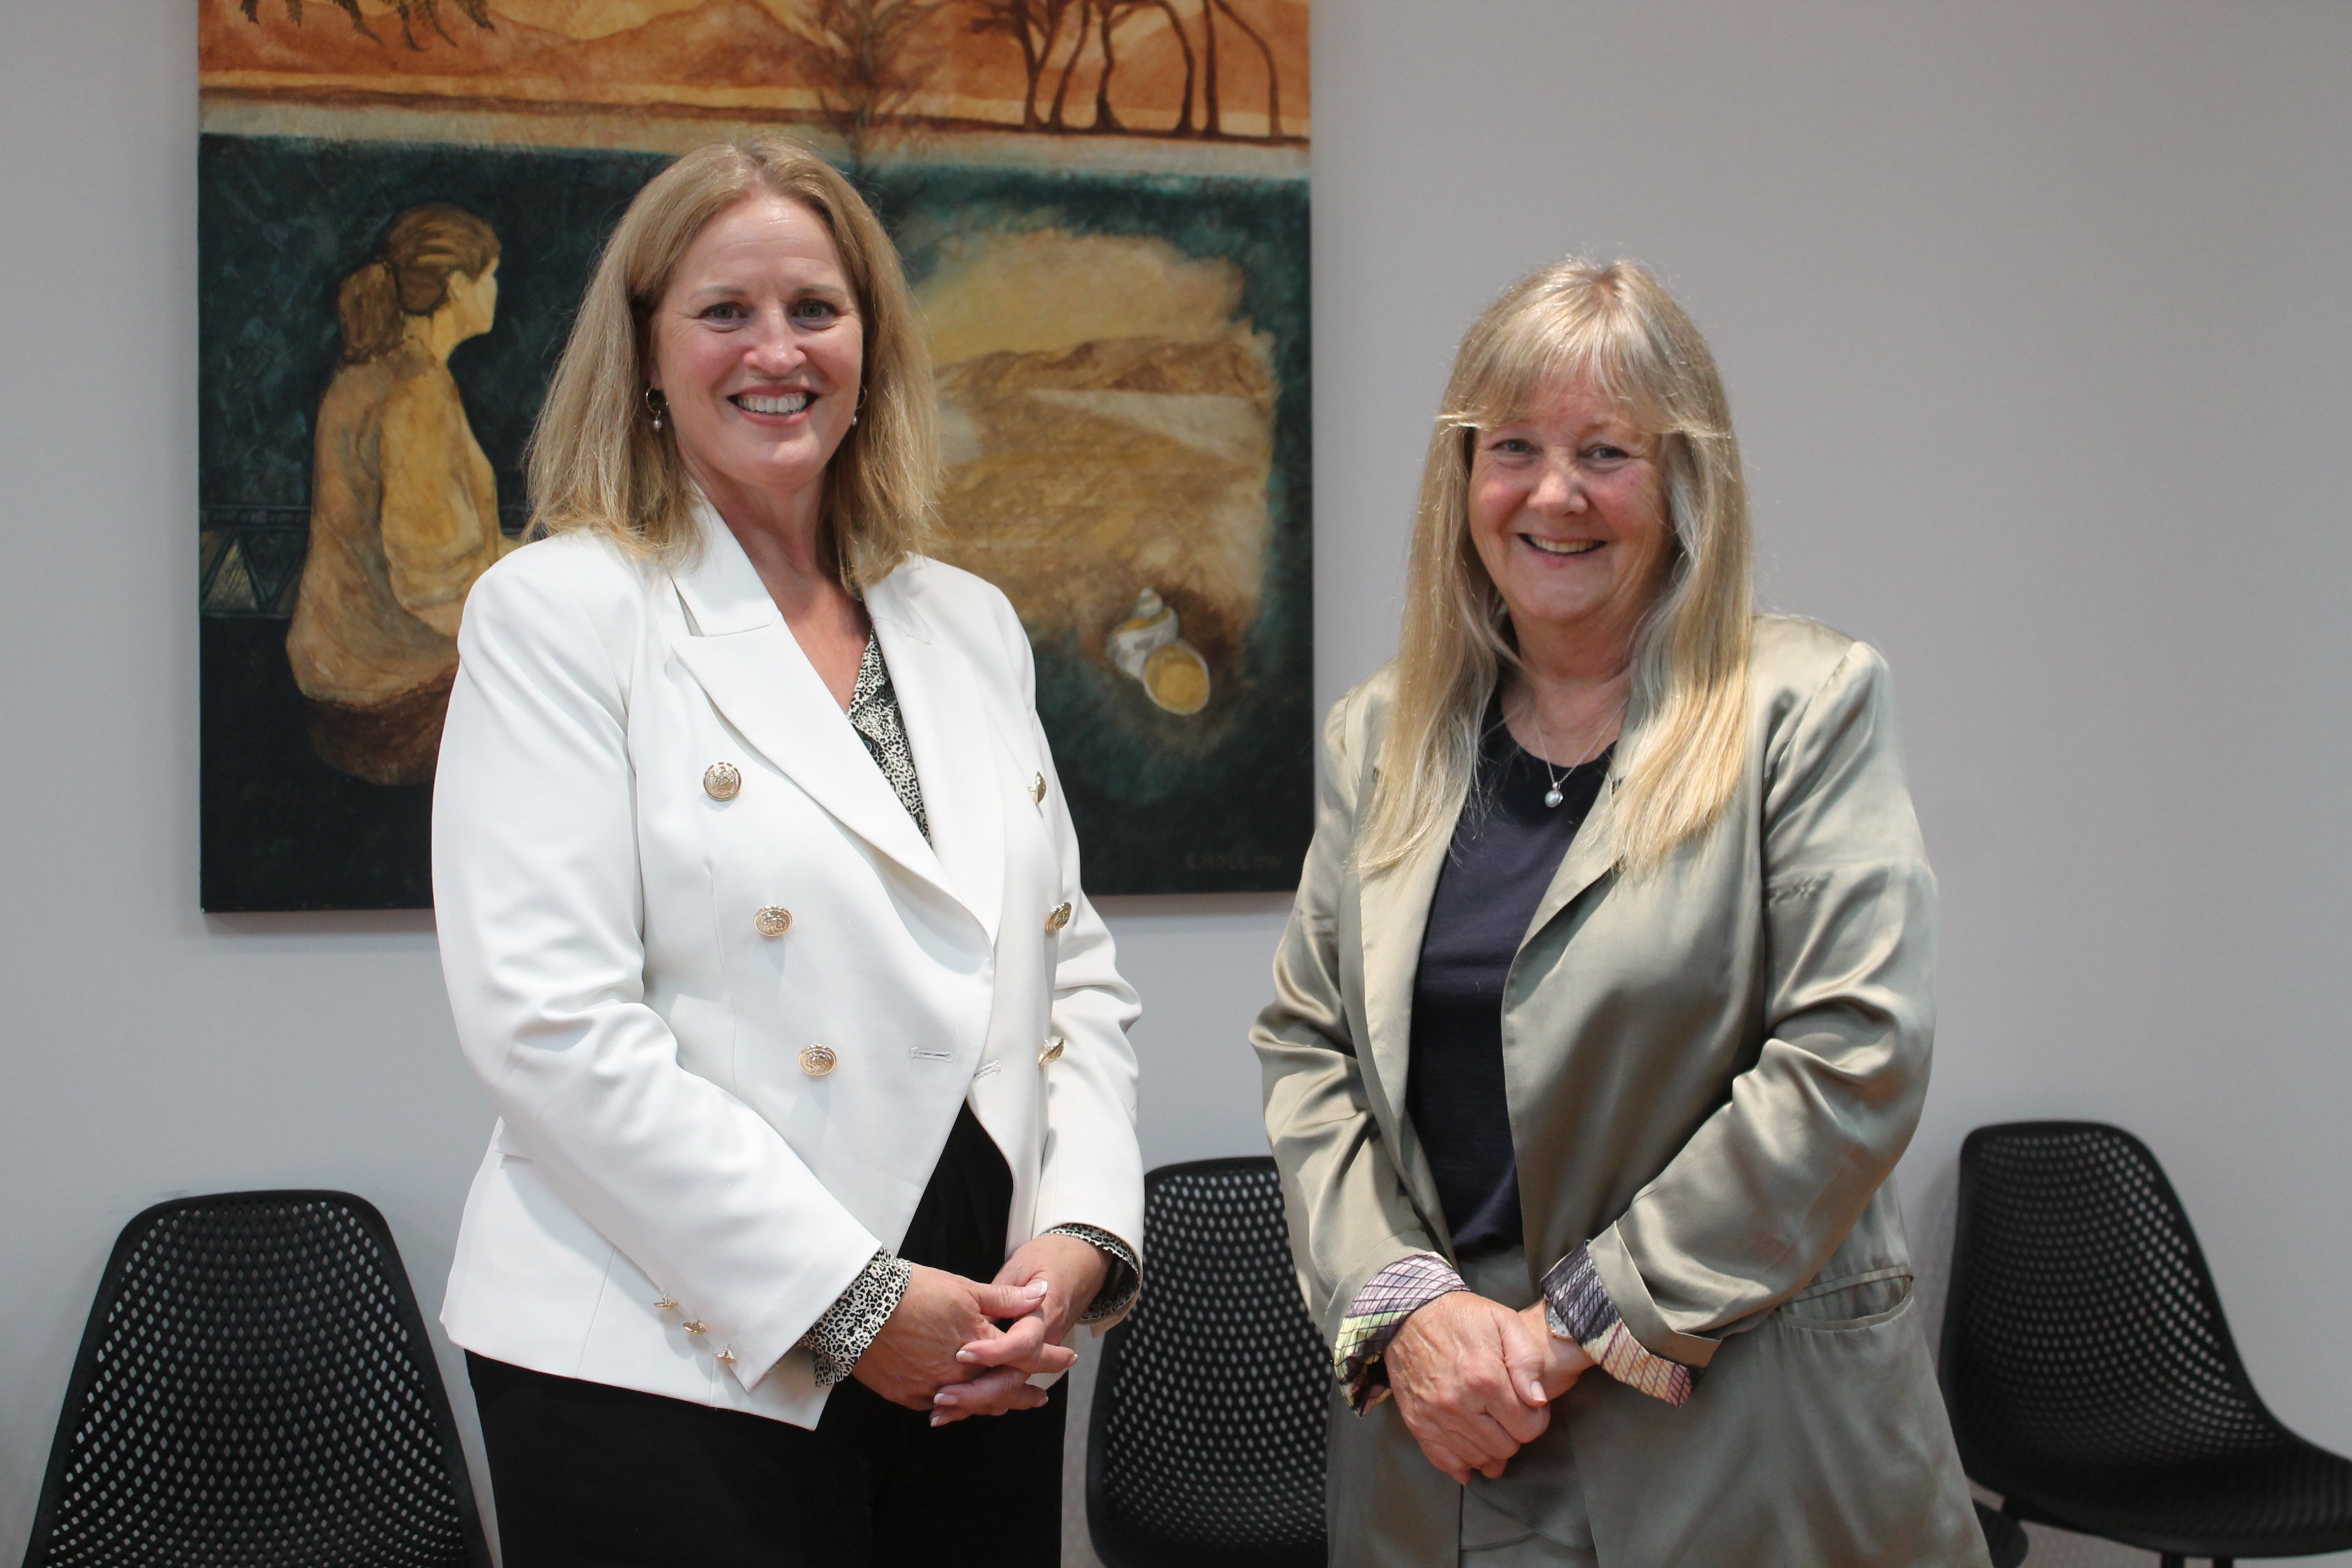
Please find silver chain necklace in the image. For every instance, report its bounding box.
[1520,693,1622,809]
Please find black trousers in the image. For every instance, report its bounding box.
[470,1106,1065,1567]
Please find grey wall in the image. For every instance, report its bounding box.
[4,4,2348,1565]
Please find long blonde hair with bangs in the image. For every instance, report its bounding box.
[526,135,936,588]
[1362,257,1754,876]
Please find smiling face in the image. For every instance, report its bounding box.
[647,190,863,528]
[1467,371,1674,658]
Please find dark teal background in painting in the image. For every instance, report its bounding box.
[198,133,1310,908]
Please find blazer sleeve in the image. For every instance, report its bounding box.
[1584,641,1937,1368]
[433,549,882,1391]
[1000,598,1146,1315]
[1254,688,1450,1354]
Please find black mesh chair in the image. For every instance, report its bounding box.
[1087,1157,1329,1567]
[22,1190,491,1568]
[1942,1121,2352,1567]
[1974,1499,2030,1568]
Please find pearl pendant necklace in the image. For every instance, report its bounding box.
[1520,688,1622,809]
[1538,746,1574,808]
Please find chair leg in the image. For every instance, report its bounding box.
[2160,1557,2184,1568]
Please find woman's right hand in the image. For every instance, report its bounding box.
[1383,1291,1554,1484]
[851,1265,1051,1411]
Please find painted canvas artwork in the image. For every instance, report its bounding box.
[198,0,1310,908]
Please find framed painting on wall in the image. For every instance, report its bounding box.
[197,0,1311,908]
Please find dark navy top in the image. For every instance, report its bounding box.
[1404,711,1609,1255]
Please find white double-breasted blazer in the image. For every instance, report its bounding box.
[433,505,1143,1429]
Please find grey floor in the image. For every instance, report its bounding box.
[1974,1491,2185,1568]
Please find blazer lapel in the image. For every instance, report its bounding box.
[866,570,1005,945]
[1524,764,1624,941]
[665,508,961,916]
[1355,820,1451,1237]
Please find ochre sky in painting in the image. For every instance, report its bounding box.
[200,0,1310,142]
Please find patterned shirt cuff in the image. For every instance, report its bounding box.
[1539,1244,1697,1407]
[1043,1222,1141,1322]
[1333,1251,1467,1413]
[798,1250,913,1389]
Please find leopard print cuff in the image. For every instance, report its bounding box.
[1043,1223,1141,1322]
[799,1250,914,1388]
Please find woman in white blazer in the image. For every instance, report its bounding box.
[432,136,1145,1567]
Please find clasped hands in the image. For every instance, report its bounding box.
[1384,1293,1596,1485]
[852,1233,1109,1426]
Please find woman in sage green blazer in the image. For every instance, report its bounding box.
[1253,258,1985,1566]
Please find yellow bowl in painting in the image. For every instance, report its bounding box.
[1141,641,1211,715]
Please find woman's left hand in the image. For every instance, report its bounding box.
[1517,1301,1596,1401]
[930,1233,1108,1424]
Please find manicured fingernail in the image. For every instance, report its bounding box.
[956,1350,977,1363]
[929,1412,947,1427]
[1025,1280,1048,1295]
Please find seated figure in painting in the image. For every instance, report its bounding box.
[287,202,514,786]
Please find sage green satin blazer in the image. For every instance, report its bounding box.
[1253,617,1987,1566]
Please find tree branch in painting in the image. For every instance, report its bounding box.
[787,0,944,175]
[1088,0,1196,136]
[1147,0,1197,135]
[1044,0,1087,130]
[1207,0,1278,139]
[1090,0,1133,132]
[962,0,1079,130]
[1200,0,1220,137]
[964,0,1287,140]
[237,0,493,52]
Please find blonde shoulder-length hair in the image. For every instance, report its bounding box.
[1362,257,1754,876]
[526,134,936,588]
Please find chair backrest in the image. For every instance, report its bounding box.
[1941,1121,2285,1491]
[1087,1157,1329,1568]
[22,1190,490,1568]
